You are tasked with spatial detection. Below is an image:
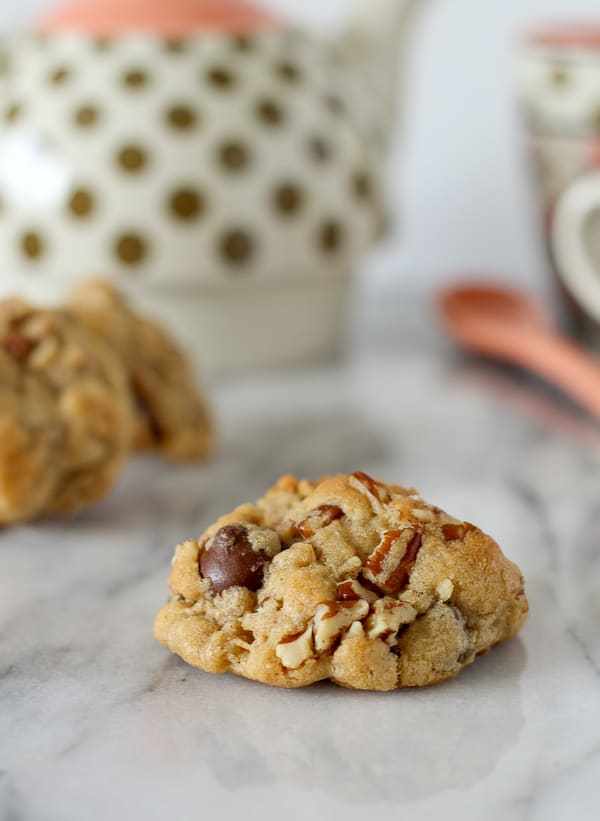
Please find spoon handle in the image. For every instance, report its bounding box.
[504,328,600,418]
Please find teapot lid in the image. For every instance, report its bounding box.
[526,23,600,50]
[38,0,281,36]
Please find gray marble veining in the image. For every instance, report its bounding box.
[1,288,599,821]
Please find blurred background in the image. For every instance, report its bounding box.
[2,0,600,373]
[2,0,599,297]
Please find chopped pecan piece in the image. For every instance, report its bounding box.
[295,504,344,538]
[441,522,476,541]
[351,471,391,503]
[411,506,435,523]
[275,624,314,669]
[336,578,378,603]
[365,599,417,643]
[4,330,33,360]
[313,600,369,651]
[361,527,422,594]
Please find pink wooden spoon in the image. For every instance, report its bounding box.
[437,281,600,419]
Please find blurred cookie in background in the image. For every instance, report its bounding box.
[0,299,133,524]
[1,280,215,525]
[69,280,216,462]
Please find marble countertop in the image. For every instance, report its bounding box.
[1,286,599,821]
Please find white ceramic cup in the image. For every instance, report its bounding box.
[516,23,600,345]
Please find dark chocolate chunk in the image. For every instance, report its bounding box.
[199,524,268,593]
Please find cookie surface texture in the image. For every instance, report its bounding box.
[154,473,528,690]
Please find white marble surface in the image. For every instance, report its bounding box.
[1,286,600,821]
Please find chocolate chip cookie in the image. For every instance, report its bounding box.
[69,281,215,462]
[0,299,132,524]
[154,472,528,690]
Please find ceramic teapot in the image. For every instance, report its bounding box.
[0,0,422,370]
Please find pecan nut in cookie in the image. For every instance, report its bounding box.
[0,300,133,524]
[154,472,528,690]
[69,280,215,462]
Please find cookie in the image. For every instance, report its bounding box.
[0,299,132,524]
[69,281,215,462]
[154,472,528,690]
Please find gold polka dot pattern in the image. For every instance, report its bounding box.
[115,234,148,266]
[0,32,383,280]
